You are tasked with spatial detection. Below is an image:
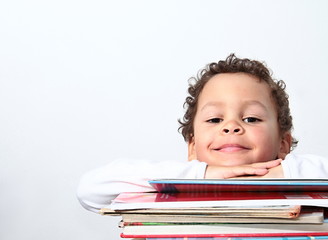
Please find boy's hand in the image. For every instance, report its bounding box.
[256,164,284,178]
[204,159,283,179]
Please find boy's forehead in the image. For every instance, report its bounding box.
[198,73,273,106]
[203,72,268,92]
[205,72,261,87]
[200,100,269,112]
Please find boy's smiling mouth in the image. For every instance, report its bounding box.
[213,144,251,153]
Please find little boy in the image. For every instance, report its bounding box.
[77,54,328,213]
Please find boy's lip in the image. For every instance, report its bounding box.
[214,144,251,153]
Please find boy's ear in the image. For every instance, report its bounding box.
[278,132,292,159]
[188,137,197,161]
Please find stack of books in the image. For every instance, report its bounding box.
[101,179,328,239]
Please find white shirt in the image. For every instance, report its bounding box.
[282,153,328,178]
[76,153,328,213]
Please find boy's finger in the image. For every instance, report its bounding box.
[226,167,268,178]
[251,159,282,169]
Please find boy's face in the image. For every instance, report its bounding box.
[188,73,291,166]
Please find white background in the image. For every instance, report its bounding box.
[1,0,328,239]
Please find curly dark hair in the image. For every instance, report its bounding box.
[178,53,298,149]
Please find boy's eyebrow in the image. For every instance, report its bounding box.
[200,100,269,112]
[243,100,269,111]
[200,101,224,111]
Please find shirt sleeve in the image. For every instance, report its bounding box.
[281,153,328,178]
[76,158,207,213]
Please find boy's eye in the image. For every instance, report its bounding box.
[206,118,223,123]
[243,117,261,123]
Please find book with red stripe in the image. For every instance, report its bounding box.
[149,179,328,193]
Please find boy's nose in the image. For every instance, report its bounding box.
[221,121,244,135]
[222,127,241,134]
